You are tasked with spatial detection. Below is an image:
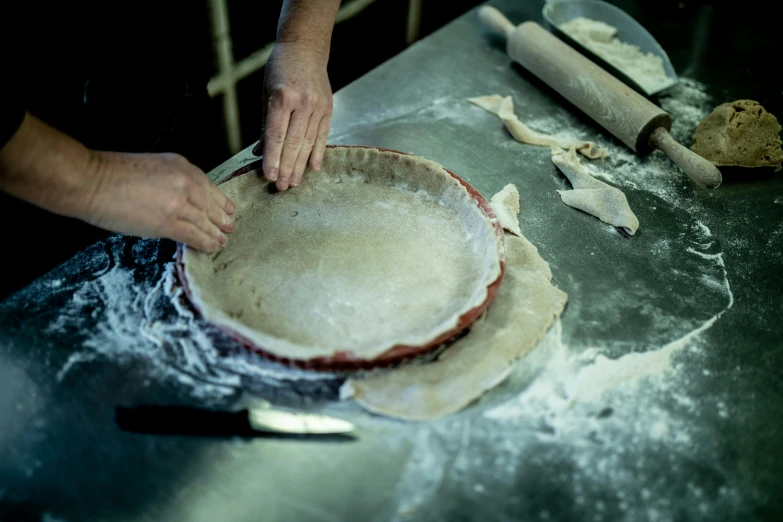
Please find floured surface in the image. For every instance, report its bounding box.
[6,5,778,517]
[342,186,567,420]
[183,147,502,361]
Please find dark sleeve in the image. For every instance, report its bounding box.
[0,92,26,151]
[0,4,28,151]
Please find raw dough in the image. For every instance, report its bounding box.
[341,185,567,421]
[559,17,673,95]
[691,100,783,172]
[183,147,503,361]
[551,147,640,235]
[467,94,609,159]
[467,94,639,234]
[490,183,522,237]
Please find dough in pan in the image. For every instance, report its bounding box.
[182,146,504,362]
[341,185,567,420]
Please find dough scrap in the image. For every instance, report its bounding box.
[182,147,503,362]
[467,94,639,235]
[551,147,639,235]
[691,99,783,172]
[467,95,609,159]
[490,183,522,237]
[341,187,567,421]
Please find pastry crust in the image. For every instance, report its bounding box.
[181,146,504,363]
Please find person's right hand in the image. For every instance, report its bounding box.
[83,151,236,252]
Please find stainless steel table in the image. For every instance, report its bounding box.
[2,1,781,521]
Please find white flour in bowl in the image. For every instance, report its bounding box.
[559,17,672,95]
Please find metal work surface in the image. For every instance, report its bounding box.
[2,1,781,520]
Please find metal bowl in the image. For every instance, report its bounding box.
[543,0,678,97]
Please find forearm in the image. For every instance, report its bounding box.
[0,113,98,218]
[276,0,341,58]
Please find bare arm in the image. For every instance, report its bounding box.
[256,0,341,191]
[0,113,98,217]
[0,113,235,252]
[277,0,341,49]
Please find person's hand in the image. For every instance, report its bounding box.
[254,41,333,191]
[83,151,236,252]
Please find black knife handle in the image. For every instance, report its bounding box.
[115,405,252,436]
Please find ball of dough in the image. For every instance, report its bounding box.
[691,100,783,171]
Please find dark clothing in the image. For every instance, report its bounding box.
[1,1,215,156]
[0,2,223,300]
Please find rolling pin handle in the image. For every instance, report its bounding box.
[478,5,516,40]
[648,127,723,189]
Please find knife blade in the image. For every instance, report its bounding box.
[248,408,354,435]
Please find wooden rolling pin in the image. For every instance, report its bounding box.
[478,6,722,189]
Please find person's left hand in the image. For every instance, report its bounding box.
[254,41,333,191]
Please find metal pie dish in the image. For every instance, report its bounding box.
[177,145,506,372]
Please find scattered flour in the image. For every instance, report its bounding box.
[49,238,342,406]
[26,75,744,521]
[559,17,673,95]
[486,216,733,423]
[363,80,740,518]
[385,248,736,521]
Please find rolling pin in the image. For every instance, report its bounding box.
[478,6,722,189]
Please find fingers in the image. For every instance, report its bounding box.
[290,113,321,187]
[201,182,235,233]
[262,103,291,184]
[209,183,236,215]
[205,197,235,234]
[309,113,331,172]
[178,162,236,233]
[179,203,227,246]
[275,110,311,191]
[171,219,223,252]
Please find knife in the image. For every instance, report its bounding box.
[115,402,355,437]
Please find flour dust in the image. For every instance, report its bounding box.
[37,76,746,522]
[49,237,342,408]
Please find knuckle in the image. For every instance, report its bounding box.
[171,172,191,191]
[166,194,187,215]
[283,137,302,151]
[265,128,287,144]
[273,87,299,108]
[190,183,208,202]
[278,162,293,174]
